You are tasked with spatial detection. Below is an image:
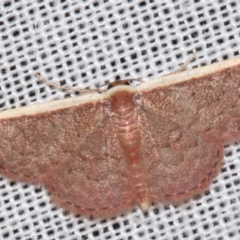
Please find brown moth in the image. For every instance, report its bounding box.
[0,57,240,218]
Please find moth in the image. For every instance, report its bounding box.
[0,57,240,218]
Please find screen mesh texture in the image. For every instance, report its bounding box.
[0,1,240,240]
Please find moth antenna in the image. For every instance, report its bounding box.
[99,78,143,89]
[170,52,197,74]
[35,73,101,94]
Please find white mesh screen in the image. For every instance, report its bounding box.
[0,0,240,239]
